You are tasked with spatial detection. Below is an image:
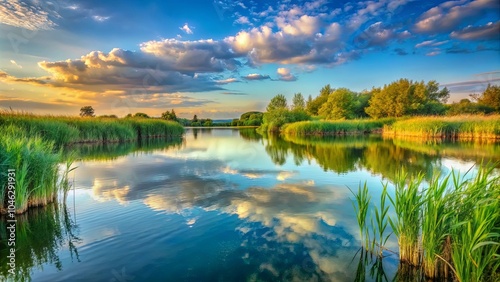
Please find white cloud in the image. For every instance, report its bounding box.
[179,23,193,34]
[92,15,110,22]
[277,67,297,81]
[414,0,499,34]
[235,16,250,25]
[10,60,22,68]
[0,0,59,30]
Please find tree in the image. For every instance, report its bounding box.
[192,114,198,123]
[426,80,450,103]
[318,88,356,120]
[476,84,500,112]
[266,94,288,112]
[306,84,333,115]
[292,93,306,111]
[365,79,448,118]
[133,112,150,118]
[161,109,177,121]
[80,106,95,117]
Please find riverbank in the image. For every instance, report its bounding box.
[280,115,500,140]
[0,112,184,214]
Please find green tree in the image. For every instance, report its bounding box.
[426,80,450,103]
[306,84,333,115]
[476,84,500,112]
[353,91,371,118]
[161,109,177,121]
[292,93,306,111]
[192,114,198,123]
[80,106,95,117]
[318,88,356,120]
[266,94,288,112]
[133,112,150,118]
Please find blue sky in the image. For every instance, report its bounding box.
[0,0,499,118]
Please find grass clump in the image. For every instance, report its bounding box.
[282,118,395,136]
[350,164,500,281]
[384,115,500,140]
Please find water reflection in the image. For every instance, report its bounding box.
[267,134,500,181]
[6,129,500,281]
[0,203,80,282]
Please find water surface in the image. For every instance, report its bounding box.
[1,128,499,282]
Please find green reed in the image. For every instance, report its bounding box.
[282,118,395,136]
[388,170,424,266]
[384,115,500,140]
[348,182,371,249]
[352,165,500,281]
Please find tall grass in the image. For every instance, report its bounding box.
[282,118,395,136]
[0,111,184,145]
[0,112,184,214]
[388,170,424,266]
[352,165,500,281]
[0,125,63,213]
[384,115,500,140]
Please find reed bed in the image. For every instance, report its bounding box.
[350,165,500,281]
[0,125,64,213]
[0,112,184,145]
[281,118,396,136]
[384,115,500,140]
[0,112,184,214]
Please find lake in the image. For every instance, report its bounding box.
[1,128,499,282]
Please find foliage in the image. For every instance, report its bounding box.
[447,99,494,115]
[306,84,332,115]
[292,93,306,111]
[79,106,95,117]
[161,109,178,121]
[266,94,288,112]
[474,84,500,112]
[318,88,356,120]
[133,112,150,118]
[365,79,449,118]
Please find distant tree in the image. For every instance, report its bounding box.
[266,94,288,112]
[475,84,500,112]
[203,119,213,126]
[80,106,95,117]
[292,93,306,111]
[161,109,178,121]
[133,112,150,118]
[99,114,118,118]
[318,88,356,120]
[447,98,494,115]
[192,114,198,123]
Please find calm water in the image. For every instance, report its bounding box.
[1,128,499,282]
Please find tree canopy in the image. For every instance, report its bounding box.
[80,106,95,117]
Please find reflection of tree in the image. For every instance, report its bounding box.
[238,128,262,142]
[63,137,183,161]
[262,134,498,182]
[192,128,199,140]
[0,203,80,281]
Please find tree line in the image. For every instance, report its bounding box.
[260,79,500,131]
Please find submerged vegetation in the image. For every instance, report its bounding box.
[0,111,184,214]
[351,165,500,282]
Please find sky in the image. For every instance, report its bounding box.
[0,0,499,119]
